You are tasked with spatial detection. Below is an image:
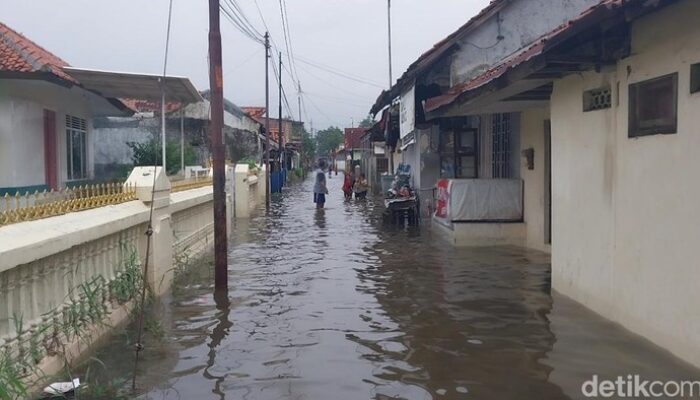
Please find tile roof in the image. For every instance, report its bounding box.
[424,0,638,113]
[0,21,76,83]
[370,0,508,115]
[345,127,368,150]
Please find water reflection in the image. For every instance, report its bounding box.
[73,173,699,400]
[203,290,232,399]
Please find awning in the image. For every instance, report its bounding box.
[63,67,202,104]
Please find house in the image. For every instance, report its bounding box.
[370,0,600,245]
[423,0,700,368]
[344,127,367,170]
[0,22,131,194]
[93,90,262,180]
[242,107,304,171]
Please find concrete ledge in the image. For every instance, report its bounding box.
[0,201,150,272]
[170,186,213,214]
[431,216,526,247]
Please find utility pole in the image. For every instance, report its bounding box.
[161,84,167,172]
[264,32,271,210]
[180,108,184,175]
[278,52,283,180]
[297,81,302,122]
[387,0,393,88]
[208,0,228,290]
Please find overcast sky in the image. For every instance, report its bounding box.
[2,0,488,131]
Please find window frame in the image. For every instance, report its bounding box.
[628,73,678,138]
[65,115,88,181]
[690,63,700,94]
[492,113,512,178]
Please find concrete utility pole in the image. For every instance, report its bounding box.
[264,32,271,211]
[180,108,184,175]
[208,0,228,290]
[297,81,302,122]
[278,52,283,177]
[387,0,393,88]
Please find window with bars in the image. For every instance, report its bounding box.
[492,113,512,179]
[66,115,87,180]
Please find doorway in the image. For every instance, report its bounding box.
[43,109,58,190]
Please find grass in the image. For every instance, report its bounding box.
[0,243,145,400]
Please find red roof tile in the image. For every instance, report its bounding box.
[345,127,367,150]
[424,0,634,113]
[0,21,76,83]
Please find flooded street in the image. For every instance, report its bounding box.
[85,173,698,400]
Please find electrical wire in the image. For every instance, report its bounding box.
[292,55,384,88]
[132,0,173,392]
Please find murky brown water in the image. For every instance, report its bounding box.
[77,173,699,399]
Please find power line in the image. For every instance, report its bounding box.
[293,56,384,88]
[294,61,369,100]
[219,0,264,44]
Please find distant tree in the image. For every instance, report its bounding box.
[315,126,344,156]
[301,130,316,168]
[359,115,375,128]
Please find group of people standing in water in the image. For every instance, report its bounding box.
[313,161,369,209]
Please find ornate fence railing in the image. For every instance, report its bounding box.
[171,177,213,193]
[0,183,136,227]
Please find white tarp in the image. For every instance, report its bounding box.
[399,85,415,138]
[448,179,523,221]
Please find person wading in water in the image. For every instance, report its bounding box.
[314,161,329,209]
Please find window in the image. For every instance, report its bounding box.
[66,115,87,180]
[628,73,678,138]
[691,63,700,94]
[583,86,612,112]
[492,113,512,178]
[455,128,477,178]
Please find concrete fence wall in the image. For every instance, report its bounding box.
[0,164,260,385]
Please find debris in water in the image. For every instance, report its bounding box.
[436,388,447,395]
[467,339,483,345]
[42,378,80,396]
[456,386,469,394]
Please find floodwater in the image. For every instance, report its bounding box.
[78,173,699,399]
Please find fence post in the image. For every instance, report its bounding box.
[124,167,174,296]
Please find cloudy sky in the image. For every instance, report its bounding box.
[2,0,488,130]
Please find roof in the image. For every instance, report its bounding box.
[63,67,202,104]
[345,127,368,149]
[242,106,266,120]
[424,0,676,114]
[369,0,508,115]
[0,21,76,83]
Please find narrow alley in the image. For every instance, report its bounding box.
[82,175,699,400]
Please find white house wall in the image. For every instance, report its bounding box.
[450,0,598,85]
[0,79,94,189]
[550,0,700,367]
[519,108,550,253]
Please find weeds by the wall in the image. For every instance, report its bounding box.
[0,244,143,400]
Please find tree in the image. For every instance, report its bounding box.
[127,139,198,175]
[359,115,375,128]
[300,130,316,168]
[315,126,344,156]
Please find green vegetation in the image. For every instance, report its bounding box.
[127,139,198,175]
[0,245,143,400]
[315,126,343,156]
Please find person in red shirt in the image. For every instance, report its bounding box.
[342,170,354,200]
